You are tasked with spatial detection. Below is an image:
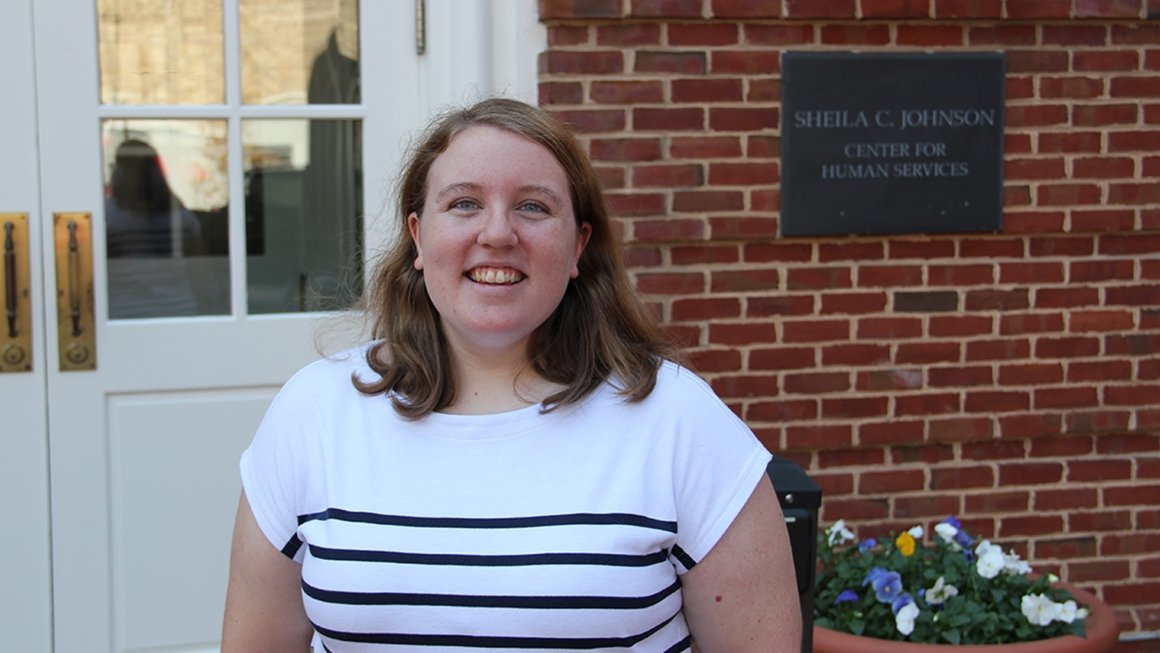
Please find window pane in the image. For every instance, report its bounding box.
[244,119,363,313]
[97,0,224,105]
[102,120,231,318]
[239,0,360,106]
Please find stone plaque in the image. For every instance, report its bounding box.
[780,52,1005,237]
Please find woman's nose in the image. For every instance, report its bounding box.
[477,207,519,247]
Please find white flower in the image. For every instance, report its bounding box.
[1057,600,1079,624]
[926,576,959,605]
[895,601,920,636]
[1022,593,1062,626]
[908,525,924,540]
[1002,550,1032,576]
[975,541,1005,579]
[934,522,961,550]
[828,519,856,546]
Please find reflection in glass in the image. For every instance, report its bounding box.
[97,0,224,105]
[102,120,230,318]
[244,119,363,314]
[240,0,359,106]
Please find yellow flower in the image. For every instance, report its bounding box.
[896,531,916,556]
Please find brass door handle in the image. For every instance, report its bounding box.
[1,213,31,372]
[54,212,96,371]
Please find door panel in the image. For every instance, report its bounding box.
[0,0,52,649]
[33,1,419,651]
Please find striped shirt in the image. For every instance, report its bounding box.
[241,350,771,652]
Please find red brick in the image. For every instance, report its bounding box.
[998,362,1065,385]
[1000,413,1063,439]
[783,371,850,394]
[671,78,743,103]
[1042,26,1110,47]
[1074,50,1140,72]
[999,461,1064,485]
[999,514,1065,537]
[1034,287,1099,309]
[898,24,964,46]
[672,190,744,212]
[710,0,782,17]
[1035,487,1099,511]
[708,162,777,185]
[893,494,961,519]
[784,0,856,17]
[1035,336,1101,358]
[1007,0,1071,18]
[968,24,1035,45]
[964,390,1030,413]
[710,373,779,399]
[811,472,854,497]
[708,107,777,131]
[786,267,852,290]
[857,317,923,339]
[1069,459,1134,482]
[1000,313,1065,335]
[746,295,815,317]
[857,265,924,287]
[961,439,1026,460]
[1075,0,1146,18]
[1105,333,1160,356]
[1070,259,1135,282]
[632,164,703,188]
[892,443,955,465]
[1068,359,1133,382]
[857,368,924,391]
[1112,23,1160,45]
[932,465,994,489]
[930,265,994,286]
[710,269,779,292]
[539,81,584,106]
[668,23,738,46]
[819,448,888,468]
[934,0,1001,17]
[710,50,779,74]
[607,192,665,218]
[1037,183,1103,206]
[1073,105,1139,127]
[1038,132,1103,153]
[859,420,925,446]
[1104,582,1160,606]
[547,25,589,46]
[966,338,1031,362]
[1037,387,1100,409]
[632,218,706,242]
[634,51,706,75]
[819,498,889,521]
[860,468,926,494]
[1102,533,1160,556]
[819,24,892,45]
[821,396,890,419]
[1036,536,1098,559]
[707,321,778,345]
[538,0,624,19]
[1030,235,1097,257]
[673,297,741,322]
[670,244,737,265]
[1105,484,1160,507]
[550,109,626,133]
[965,289,1029,311]
[1005,157,1066,179]
[786,424,854,450]
[929,365,993,387]
[821,343,890,366]
[589,80,663,104]
[687,347,742,372]
[965,490,1029,512]
[749,346,816,371]
[1066,409,1132,434]
[959,238,1024,258]
[895,342,961,365]
[594,23,661,47]
[745,399,817,423]
[894,392,961,416]
[633,107,704,132]
[1097,433,1160,454]
[670,136,742,159]
[820,292,887,315]
[743,24,814,45]
[541,50,624,75]
[1068,560,1131,583]
[1007,50,1069,73]
[1111,76,1160,98]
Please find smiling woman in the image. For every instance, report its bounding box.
[222,98,803,653]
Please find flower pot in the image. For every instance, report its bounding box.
[813,583,1119,653]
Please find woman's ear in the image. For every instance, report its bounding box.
[407,212,423,270]
[571,222,592,279]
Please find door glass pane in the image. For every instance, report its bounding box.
[239,0,360,106]
[244,119,363,313]
[102,120,230,318]
[97,0,224,105]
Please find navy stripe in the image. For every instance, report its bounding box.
[661,635,693,653]
[308,544,669,568]
[280,536,303,559]
[297,507,678,533]
[313,608,680,649]
[302,578,680,610]
[670,544,697,571]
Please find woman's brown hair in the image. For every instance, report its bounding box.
[355,97,679,417]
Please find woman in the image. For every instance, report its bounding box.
[223,98,801,652]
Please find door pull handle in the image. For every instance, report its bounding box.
[54,212,96,371]
[1,213,31,372]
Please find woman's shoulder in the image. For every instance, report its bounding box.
[277,343,378,398]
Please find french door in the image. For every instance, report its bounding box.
[0,1,542,651]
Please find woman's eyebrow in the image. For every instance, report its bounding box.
[518,185,566,207]
[433,182,482,202]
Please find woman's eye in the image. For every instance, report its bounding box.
[449,198,481,211]
[517,201,549,214]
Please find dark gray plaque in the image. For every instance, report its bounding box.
[780,52,1005,237]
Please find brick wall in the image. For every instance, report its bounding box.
[538,0,1160,640]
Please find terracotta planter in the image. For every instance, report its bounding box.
[814,583,1119,653]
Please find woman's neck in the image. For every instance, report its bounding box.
[443,346,557,415]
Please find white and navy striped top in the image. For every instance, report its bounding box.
[241,349,772,652]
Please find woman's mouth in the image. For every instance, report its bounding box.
[467,267,524,285]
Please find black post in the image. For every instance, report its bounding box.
[767,455,822,653]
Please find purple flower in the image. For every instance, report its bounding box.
[863,567,903,604]
[859,538,878,553]
[892,593,915,615]
[835,589,858,604]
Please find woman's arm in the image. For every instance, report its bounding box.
[221,491,314,652]
[680,477,803,653]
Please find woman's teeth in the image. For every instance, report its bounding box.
[468,268,523,284]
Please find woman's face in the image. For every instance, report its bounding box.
[409,125,591,359]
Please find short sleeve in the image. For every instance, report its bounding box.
[239,363,325,562]
[664,366,772,570]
